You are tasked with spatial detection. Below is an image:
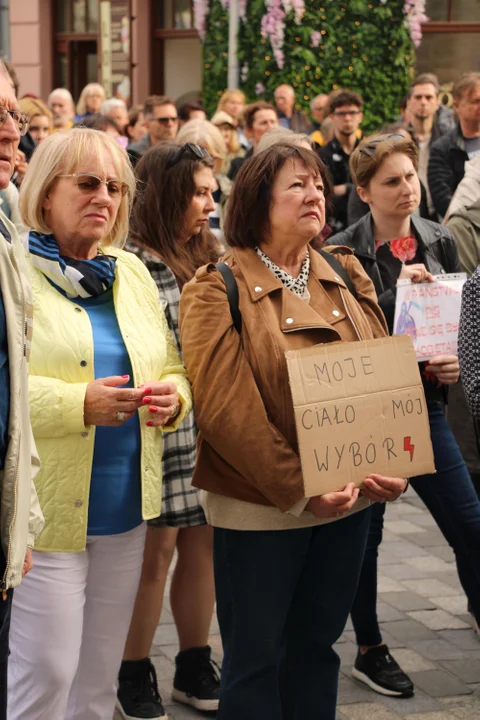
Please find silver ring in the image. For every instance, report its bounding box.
[116,411,126,422]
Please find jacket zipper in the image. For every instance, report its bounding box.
[1,244,25,597]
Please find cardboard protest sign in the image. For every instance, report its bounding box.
[285,336,435,498]
[393,274,466,361]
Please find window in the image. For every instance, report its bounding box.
[156,0,194,30]
[152,0,201,97]
[423,0,480,21]
[418,0,480,85]
[55,0,99,33]
[54,0,99,98]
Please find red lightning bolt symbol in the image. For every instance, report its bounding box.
[404,436,415,462]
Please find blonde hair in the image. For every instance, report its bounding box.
[216,89,246,115]
[76,83,106,115]
[20,128,135,248]
[350,133,419,188]
[255,127,313,154]
[176,119,227,170]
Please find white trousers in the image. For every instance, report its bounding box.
[8,523,146,720]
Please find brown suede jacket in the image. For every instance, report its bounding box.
[179,246,388,512]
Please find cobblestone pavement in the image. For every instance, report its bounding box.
[114,488,480,719]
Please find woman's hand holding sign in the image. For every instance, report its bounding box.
[362,474,408,504]
[399,263,434,284]
[307,475,407,519]
[425,355,460,385]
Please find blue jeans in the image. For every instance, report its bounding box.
[351,402,480,647]
[214,508,371,720]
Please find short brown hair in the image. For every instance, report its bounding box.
[453,72,480,101]
[242,101,277,131]
[330,90,363,113]
[350,133,418,188]
[143,95,175,117]
[225,144,332,248]
[130,143,220,288]
[412,73,440,93]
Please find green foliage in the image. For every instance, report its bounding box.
[202,0,415,133]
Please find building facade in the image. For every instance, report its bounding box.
[7,0,202,104]
[3,0,480,105]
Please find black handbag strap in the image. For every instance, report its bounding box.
[319,249,357,300]
[217,250,357,334]
[216,262,242,334]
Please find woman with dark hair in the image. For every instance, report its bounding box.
[329,133,480,700]
[116,143,221,720]
[179,143,407,720]
[126,106,147,145]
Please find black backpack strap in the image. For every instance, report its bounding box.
[319,249,358,300]
[216,262,242,334]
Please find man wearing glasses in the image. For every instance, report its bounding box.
[0,62,43,718]
[320,90,364,232]
[128,95,179,167]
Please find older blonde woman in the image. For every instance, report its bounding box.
[75,82,105,122]
[176,120,231,247]
[7,129,192,720]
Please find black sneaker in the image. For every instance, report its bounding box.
[116,658,168,720]
[352,645,414,698]
[172,645,220,711]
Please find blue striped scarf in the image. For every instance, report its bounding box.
[28,232,116,298]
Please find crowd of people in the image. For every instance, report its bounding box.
[0,50,480,720]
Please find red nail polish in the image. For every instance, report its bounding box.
[122,375,129,378]
[146,420,154,427]
[149,406,158,413]
[143,396,152,404]
[143,387,152,394]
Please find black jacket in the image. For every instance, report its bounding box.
[427,124,469,219]
[228,147,253,181]
[320,135,361,233]
[327,213,460,332]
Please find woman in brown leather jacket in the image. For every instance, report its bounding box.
[179,143,407,720]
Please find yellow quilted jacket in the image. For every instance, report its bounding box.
[27,247,192,552]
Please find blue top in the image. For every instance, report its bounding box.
[73,289,143,535]
[0,287,10,470]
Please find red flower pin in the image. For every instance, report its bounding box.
[389,235,417,264]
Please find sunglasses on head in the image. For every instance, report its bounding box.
[166,143,211,169]
[359,133,406,158]
[59,173,129,197]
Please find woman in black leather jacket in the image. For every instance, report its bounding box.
[329,133,480,700]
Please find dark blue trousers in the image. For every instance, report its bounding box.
[351,402,480,646]
[214,508,371,720]
[0,544,11,720]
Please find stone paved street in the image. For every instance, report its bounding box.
[114,488,480,719]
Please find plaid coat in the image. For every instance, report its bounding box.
[126,241,205,527]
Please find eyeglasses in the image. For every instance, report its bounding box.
[359,133,406,158]
[333,110,361,118]
[58,173,129,197]
[166,143,211,169]
[0,105,29,136]
[153,116,178,125]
